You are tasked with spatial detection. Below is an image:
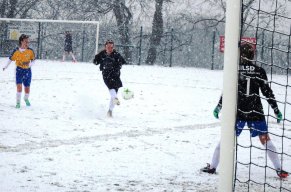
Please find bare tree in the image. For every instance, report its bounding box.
[35,0,133,63]
[145,0,164,65]
[112,0,133,63]
[0,0,7,17]
[0,0,39,18]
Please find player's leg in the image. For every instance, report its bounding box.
[24,87,31,106]
[114,88,120,105]
[69,52,77,62]
[259,134,280,169]
[108,89,117,117]
[62,51,68,61]
[259,134,288,178]
[258,133,280,169]
[23,69,32,106]
[250,121,289,178]
[16,84,22,108]
[15,67,23,108]
[251,121,280,169]
[107,88,120,117]
[201,120,246,174]
[249,121,280,169]
[211,142,220,169]
[201,142,220,174]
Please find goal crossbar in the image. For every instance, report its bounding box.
[0,18,99,24]
[0,18,100,55]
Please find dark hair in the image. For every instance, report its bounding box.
[240,43,255,60]
[19,34,29,46]
[105,39,114,45]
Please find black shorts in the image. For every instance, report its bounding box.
[64,45,73,52]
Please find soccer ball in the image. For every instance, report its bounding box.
[122,88,134,100]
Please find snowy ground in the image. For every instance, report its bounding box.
[0,59,290,192]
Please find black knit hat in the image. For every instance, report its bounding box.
[240,43,255,60]
[105,39,114,45]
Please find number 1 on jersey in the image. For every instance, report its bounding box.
[246,77,250,96]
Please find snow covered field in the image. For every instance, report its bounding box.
[0,59,290,192]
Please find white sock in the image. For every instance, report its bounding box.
[24,93,29,100]
[70,52,76,61]
[16,92,21,103]
[109,89,117,111]
[210,142,220,169]
[265,140,281,170]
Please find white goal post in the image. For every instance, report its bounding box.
[0,18,99,61]
[219,0,242,191]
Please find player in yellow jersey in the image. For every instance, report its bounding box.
[3,34,36,108]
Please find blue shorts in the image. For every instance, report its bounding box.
[236,120,268,137]
[16,67,32,87]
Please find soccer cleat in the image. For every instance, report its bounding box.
[276,169,289,178]
[24,99,31,106]
[201,163,216,174]
[107,110,113,117]
[16,102,20,109]
[114,98,120,105]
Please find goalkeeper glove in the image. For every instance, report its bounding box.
[274,108,282,123]
[213,105,221,119]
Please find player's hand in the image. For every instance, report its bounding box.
[213,105,221,119]
[22,61,30,66]
[274,108,282,123]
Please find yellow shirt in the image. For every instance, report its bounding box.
[9,48,35,69]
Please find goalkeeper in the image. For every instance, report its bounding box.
[201,43,288,178]
[62,31,76,62]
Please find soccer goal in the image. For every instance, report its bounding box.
[220,0,291,191]
[0,18,99,62]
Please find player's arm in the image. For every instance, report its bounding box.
[93,52,105,71]
[116,52,126,69]
[22,60,35,67]
[22,49,36,67]
[3,59,12,71]
[22,61,30,66]
[259,69,282,123]
[4,48,17,70]
[29,60,36,67]
[29,50,36,67]
[213,95,223,119]
[93,53,101,65]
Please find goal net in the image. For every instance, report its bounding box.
[220,0,291,191]
[0,18,99,62]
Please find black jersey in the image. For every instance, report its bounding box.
[64,33,73,52]
[218,60,278,121]
[93,49,126,90]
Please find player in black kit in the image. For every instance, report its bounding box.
[93,40,126,117]
[201,43,288,178]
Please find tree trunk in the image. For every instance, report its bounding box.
[113,0,133,64]
[8,0,18,18]
[145,0,164,65]
[0,0,7,17]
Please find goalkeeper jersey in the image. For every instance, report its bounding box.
[217,60,278,121]
[9,47,35,69]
